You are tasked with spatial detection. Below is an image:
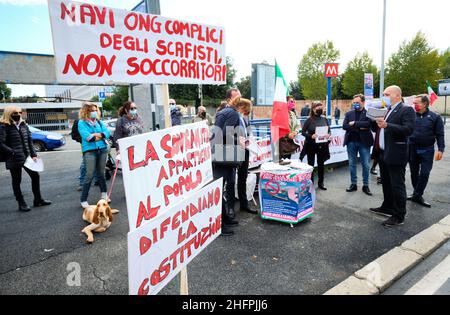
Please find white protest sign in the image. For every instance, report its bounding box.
[48,0,226,85]
[249,137,272,169]
[291,128,348,165]
[118,121,213,232]
[128,178,223,295]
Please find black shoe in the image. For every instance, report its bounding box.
[221,226,234,237]
[33,199,52,207]
[407,195,414,201]
[411,196,431,208]
[241,207,258,215]
[362,186,373,196]
[382,216,405,227]
[224,219,239,227]
[346,184,357,192]
[318,184,327,191]
[18,200,31,212]
[370,169,378,175]
[369,207,392,217]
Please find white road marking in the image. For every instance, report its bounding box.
[405,254,450,295]
[40,149,81,154]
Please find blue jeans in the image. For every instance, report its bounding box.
[347,141,371,186]
[80,149,108,203]
[79,158,99,187]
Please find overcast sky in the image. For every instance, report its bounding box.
[1,0,449,96]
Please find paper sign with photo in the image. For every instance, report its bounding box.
[315,126,329,143]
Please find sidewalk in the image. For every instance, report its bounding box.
[384,239,450,295]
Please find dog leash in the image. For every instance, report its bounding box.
[107,156,120,201]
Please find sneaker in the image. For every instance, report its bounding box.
[81,201,89,208]
[369,207,392,217]
[382,216,405,227]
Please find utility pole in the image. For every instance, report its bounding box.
[144,0,162,130]
[380,0,387,97]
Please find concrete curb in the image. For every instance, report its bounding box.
[324,214,450,295]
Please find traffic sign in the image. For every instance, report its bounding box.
[325,63,339,78]
[99,91,106,101]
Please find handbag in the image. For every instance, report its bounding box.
[279,136,299,155]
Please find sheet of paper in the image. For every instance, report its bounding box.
[366,107,388,120]
[24,157,44,172]
[315,126,329,143]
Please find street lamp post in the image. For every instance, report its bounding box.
[380,0,387,96]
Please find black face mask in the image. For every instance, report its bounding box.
[315,109,323,116]
[11,115,21,122]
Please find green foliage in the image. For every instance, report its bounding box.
[440,48,450,79]
[289,81,304,100]
[0,83,12,101]
[298,41,340,100]
[236,76,251,99]
[385,32,442,96]
[90,87,128,115]
[342,52,379,98]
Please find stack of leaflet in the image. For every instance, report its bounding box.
[366,100,388,120]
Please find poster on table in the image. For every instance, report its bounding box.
[47,0,226,85]
[259,169,315,224]
[128,178,223,295]
[118,121,213,232]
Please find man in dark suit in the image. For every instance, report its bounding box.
[343,94,374,196]
[370,86,416,227]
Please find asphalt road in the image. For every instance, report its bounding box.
[1,129,449,295]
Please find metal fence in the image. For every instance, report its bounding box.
[26,112,69,131]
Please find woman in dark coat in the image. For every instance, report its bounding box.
[0,106,51,211]
[301,101,331,190]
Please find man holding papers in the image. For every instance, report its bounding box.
[369,86,415,227]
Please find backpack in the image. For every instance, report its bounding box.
[71,119,82,143]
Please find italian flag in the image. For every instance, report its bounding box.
[427,81,438,106]
[270,62,290,143]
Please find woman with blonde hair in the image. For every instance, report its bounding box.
[77,102,110,208]
[0,106,51,211]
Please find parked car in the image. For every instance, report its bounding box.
[102,118,117,147]
[29,126,66,152]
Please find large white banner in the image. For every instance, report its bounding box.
[47,0,226,85]
[128,179,223,295]
[118,121,213,232]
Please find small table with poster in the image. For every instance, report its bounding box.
[258,161,315,224]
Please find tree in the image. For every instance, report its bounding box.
[297,41,340,100]
[440,48,450,79]
[342,52,379,98]
[236,76,251,99]
[289,80,304,100]
[0,83,12,101]
[385,32,442,96]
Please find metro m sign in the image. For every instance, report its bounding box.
[325,63,339,78]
